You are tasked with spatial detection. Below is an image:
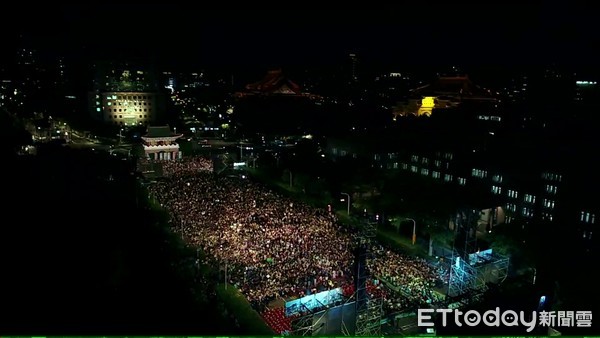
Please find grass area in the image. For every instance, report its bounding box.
[246,167,330,207]
[377,226,427,258]
[216,285,274,335]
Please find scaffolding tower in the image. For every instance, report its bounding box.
[290,302,327,336]
[448,208,510,298]
[343,221,383,336]
[448,208,481,297]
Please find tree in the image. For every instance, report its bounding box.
[487,224,523,258]
[427,224,454,249]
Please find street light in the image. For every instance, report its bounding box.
[341,192,350,216]
[405,218,417,245]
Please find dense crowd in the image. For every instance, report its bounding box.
[149,163,354,307]
[148,156,447,320]
[370,245,445,308]
[160,157,212,176]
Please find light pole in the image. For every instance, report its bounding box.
[405,218,417,245]
[224,260,228,290]
[341,193,350,216]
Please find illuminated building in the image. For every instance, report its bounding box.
[89,64,164,126]
[327,131,598,248]
[393,75,497,118]
[574,80,599,103]
[236,69,303,97]
[141,126,183,160]
[92,91,158,126]
[234,69,320,134]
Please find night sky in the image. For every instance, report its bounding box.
[2,5,599,73]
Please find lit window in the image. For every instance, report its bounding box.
[402,163,408,170]
[96,107,101,112]
[422,158,429,165]
[393,162,398,169]
[492,174,503,183]
[458,177,466,186]
[444,174,453,182]
[492,186,502,194]
[107,102,111,106]
[421,168,429,176]
[546,185,557,194]
[524,194,536,204]
[432,171,440,179]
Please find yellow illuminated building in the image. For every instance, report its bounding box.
[417,96,436,116]
[392,75,497,119]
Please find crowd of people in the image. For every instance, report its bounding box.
[370,245,446,309]
[147,156,448,322]
[160,157,212,176]
[149,161,354,308]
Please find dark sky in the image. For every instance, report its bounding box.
[3,5,599,72]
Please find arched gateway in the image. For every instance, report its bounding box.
[141,126,183,160]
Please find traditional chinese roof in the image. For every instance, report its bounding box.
[143,126,180,138]
[244,69,302,95]
[411,76,496,100]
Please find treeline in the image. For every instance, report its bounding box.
[0,145,267,334]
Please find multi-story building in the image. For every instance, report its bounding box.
[327,130,597,248]
[90,91,158,126]
[88,63,165,126]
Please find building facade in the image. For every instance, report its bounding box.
[327,134,597,248]
[141,126,182,160]
[89,63,164,126]
[90,91,158,126]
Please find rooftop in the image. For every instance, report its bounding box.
[144,126,178,138]
[411,76,497,99]
[244,69,302,95]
